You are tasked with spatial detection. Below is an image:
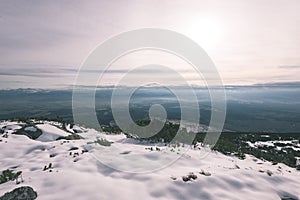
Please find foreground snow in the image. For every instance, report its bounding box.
[0,121,299,200]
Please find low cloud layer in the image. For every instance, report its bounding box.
[278,65,300,69]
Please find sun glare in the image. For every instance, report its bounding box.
[184,16,224,50]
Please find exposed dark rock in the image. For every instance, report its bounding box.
[81,149,88,154]
[182,176,190,182]
[49,153,57,158]
[182,173,198,182]
[120,151,131,155]
[199,170,211,176]
[266,170,273,176]
[278,191,299,200]
[69,147,79,151]
[187,173,197,180]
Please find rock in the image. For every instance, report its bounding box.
[199,170,211,176]
[120,151,131,155]
[182,173,198,182]
[69,147,79,151]
[266,170,273,176]
[81,149,88,154]
[278,191,299,200]
[49,153,57,158]
[0,186,37,200]
[187,173,197,180]
[182,176,190,182]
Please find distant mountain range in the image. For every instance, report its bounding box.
[0,84,299,132]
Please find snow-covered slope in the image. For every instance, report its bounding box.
[35,124,69,142]
[0,121,299,200]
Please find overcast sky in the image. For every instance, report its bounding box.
[0,0,300,89]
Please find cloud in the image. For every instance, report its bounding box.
[0,65,185,78]
[253,81,300,87]
[278,65,300,69]
[1,1,300,89]
[0,66,70,77]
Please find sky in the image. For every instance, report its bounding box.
[0,0,300,89]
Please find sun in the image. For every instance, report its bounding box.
[183,16,224,50]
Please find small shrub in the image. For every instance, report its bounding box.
[56,134,83,140]
[0,186,37,200]
[13,126,42,140]
[43,163,53,171]
[0,169,23,184]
